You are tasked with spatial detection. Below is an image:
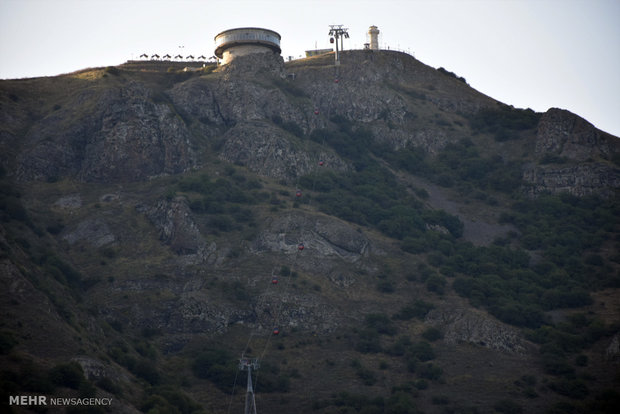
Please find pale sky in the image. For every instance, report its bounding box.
[1,0,619,137]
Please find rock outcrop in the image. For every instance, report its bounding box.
[218,51,287,79]
[425,305,527,354]
[535,108,616,160]
[218,121,348,180]
[252,211,370,262]
[254,290,342,333]
[252,211,373,287]
[523,163,620,198]
[15,81,196,182]
[169,53,307,131]
[606,332,620,362]
[61,217,116,248]
[137,197,219,264]
[523,108,620,197]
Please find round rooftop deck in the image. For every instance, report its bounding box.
[214,27,281,60]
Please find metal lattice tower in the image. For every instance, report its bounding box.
[239,357,259,414]
[328,25,349,65]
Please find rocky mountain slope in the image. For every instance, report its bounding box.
[1,50,619,414]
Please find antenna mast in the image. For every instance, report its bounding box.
[328,25,349,65]
[239,357,259,414]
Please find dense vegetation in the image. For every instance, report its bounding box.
[502,193,619,287]
[468,105,541,141]
[448,192,618,329]
[174,166,266,234]
[303,115,618,322]
[383,137,523,195]
[303,116,464,242]
[297,115,619,412]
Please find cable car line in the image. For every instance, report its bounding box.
[229,57,343,413]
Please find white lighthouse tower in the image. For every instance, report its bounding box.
[368,25,380,50]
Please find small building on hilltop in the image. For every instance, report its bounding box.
[214,27,281,65]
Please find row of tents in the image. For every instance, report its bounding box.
[138,53,215,61]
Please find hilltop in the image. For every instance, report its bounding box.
[1,49,619,413]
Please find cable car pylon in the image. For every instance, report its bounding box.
[239,357,259,414]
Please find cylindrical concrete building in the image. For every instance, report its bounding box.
[368,26,380,50]
[214,27,281,65]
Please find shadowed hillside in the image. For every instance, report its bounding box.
[1,50,619,414]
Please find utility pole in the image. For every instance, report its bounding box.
[239,357,259,414]
[328,25,349,66]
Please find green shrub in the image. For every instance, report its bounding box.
[489,302,545,328]
[376,280,395,293]
[382,144,431,175]
[48,362,85,389]
[104,66,121,76]
[42,254,83,290]
[364,313,397,336]
[493,399,523,414]
[141,386,203,414]
[385,391,420,414]
[134,340,157,360]
[425,274,447,294]
[583,389,620,413]
[408,341,435,362]
[548,379,589,399]
[431,395,450,405]
[320,392,389,413]
[416,363,442,380]
[1,360,55,393]
[210,214,235,232]
[192,349,236,391]
[0,331,17,354]
[281,121,304,137]
[413,379,428,390]
[355,329,382,353]
[252,361,290,393]
[354,365,377,386]
[131,359,160,385]
[46,222,64,235]
[96,377,122,395]
[469,105,540,142]
[386,336,412,357]
[220,280,251,302]
[393,300,434,321]
[541,355,575,377]
[437,67,467,83]
[517,374,537,387]
[545,402,577,414]
[421,327,442,342]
